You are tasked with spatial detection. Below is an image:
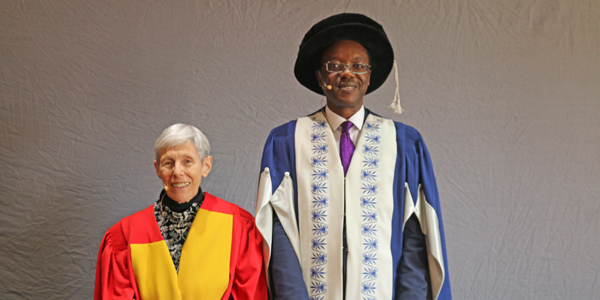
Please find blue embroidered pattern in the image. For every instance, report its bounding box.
[360,120,382,299]
[309,117,329,300]
[312,144,329,155]
[311,156,327,167]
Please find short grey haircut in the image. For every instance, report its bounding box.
[154,123,210,162]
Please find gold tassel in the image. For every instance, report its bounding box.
[388,60,403,114]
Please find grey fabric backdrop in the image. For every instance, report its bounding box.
[1,0,599,299]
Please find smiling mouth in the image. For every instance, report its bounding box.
[338,83,358,91]
[172,182,190,188]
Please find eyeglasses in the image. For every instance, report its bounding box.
[323,61,371,74]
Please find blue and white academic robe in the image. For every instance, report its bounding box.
[256,110,452,300]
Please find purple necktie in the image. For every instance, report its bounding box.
[340,121,355,175]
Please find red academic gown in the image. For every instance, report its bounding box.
[94,193,267,300]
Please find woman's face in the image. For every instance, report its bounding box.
[154,142,212,203]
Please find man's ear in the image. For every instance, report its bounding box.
[316,70,325,90]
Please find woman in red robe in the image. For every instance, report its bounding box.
[95,124,267,300]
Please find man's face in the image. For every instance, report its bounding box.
[316,40,371,115]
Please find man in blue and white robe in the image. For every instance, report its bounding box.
[255,13,452,300]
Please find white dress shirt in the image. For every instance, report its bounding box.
[325,105,365,149]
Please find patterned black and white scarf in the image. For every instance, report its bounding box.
[153,190,204,272]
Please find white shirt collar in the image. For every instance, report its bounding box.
[325,105,365,131]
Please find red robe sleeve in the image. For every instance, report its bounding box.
[94,222,139,300]
[230,211,268,300]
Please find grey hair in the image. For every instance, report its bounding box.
[154,124,210,162]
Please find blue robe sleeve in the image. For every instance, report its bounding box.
[416,131,452,300]
[259,121,309,300]
[395,124,452,300]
